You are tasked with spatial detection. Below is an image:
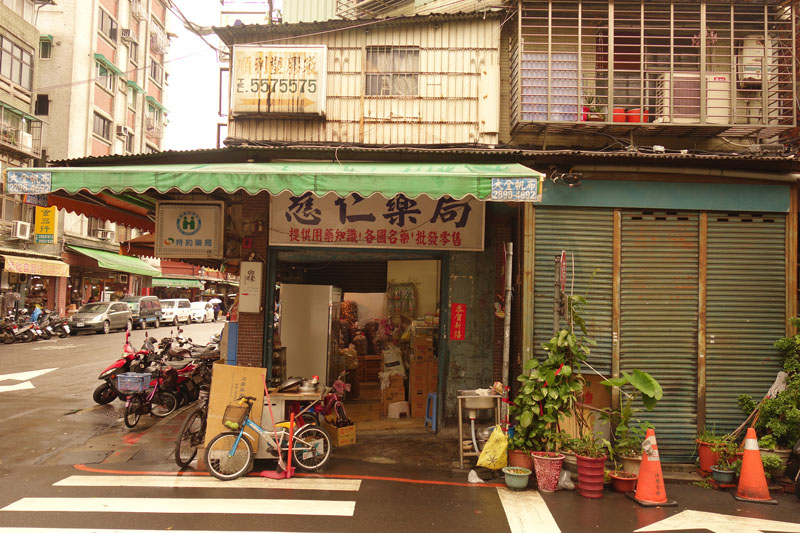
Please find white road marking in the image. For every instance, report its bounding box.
[0,368,57,382]
[55,474,362,491]
[0,368,57,393]
[635,510,800,533]
[31,343,83,351]
[0,381,34,393]
[497,488,561,533]
[2,497,356,517]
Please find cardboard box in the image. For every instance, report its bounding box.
[205,363,266,448]
[382,374,404,390]
[322,421,356,447]
[410,391,428,418]
[381,386,405,404]
[412,335,435,362]
[427,362,438,392]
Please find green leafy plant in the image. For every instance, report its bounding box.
[760,454,782,478]
[711,440,738,471]
[737,319,800,449]
[758,434,778,450]
[567,432,612,459]
[508,295,593,452]
[599,370,662,469]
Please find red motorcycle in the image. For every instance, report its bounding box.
[93,329,157,405]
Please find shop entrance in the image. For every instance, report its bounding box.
[271,253,443,431]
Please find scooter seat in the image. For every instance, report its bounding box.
[164,360,193,370]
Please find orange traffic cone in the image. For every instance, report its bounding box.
[627,428,677,507]
[734,428,777,505]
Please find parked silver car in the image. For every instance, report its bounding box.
[69,302,133,334]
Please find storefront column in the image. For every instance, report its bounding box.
[236,191,269,367]
[55,276,68,316]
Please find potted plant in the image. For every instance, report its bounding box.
[600,369,662,479]
[736,318,800,475]
[508,295,593,491]
[757,435,790,479]
[568,429,611,499]
[582,95,606,121]
[696,427,724,475]
[709,439,738,485]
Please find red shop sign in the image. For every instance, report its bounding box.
[450,303,466,340]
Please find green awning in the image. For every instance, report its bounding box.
[36,162,543,200]
[145,96,168,114]
[67,245,161,277]
[127,80,145,93]
[152,277,202,289]
[0,101,39,123]
[94,53,125,77]
[40,34,53,42]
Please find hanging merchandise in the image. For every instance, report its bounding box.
[386,283,416,320]
[341,301,358,324]
[352,331,368,356]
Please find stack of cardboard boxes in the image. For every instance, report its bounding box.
[380,374,405,416]
[409,335,438,417]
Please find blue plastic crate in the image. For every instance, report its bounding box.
[117,372,151,393]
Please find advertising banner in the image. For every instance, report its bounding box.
[154,201,225,259]
[34,206,57,244]
[270,191,484,251]
[231,45,327,116]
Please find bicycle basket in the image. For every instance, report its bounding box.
[117,372,151,393]
[222,404,248,427]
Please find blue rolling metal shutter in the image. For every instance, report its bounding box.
[534,207,613,375]
[705,213,785,433]
[620,210,698,462]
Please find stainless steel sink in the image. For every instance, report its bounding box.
[458,390,497,409]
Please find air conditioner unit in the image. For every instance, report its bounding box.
[737,35,776,89]
[94,228,115,241]
[120,29,137,44]
[119,274,128,283]
[11,221,31,240]
[655,72,731,124]
[116,125,130,137]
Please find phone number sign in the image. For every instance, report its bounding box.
[231,45,326,116]
[270,192,485,251]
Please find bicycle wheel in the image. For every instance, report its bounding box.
[204,432,253,481]
[150,390,178,417]
[175,407,206,467]
[124,395,143,428]
[292,425,331,471]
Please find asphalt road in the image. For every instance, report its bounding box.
[0,324,799,532]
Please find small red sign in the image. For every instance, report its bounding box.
[450,303,467,340]
[560,250,567,292]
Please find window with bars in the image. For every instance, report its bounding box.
[514,1,795,128]
[365,46,419,96]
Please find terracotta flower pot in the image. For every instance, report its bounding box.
[696,440,719,473]
[508,449,534,470]
[575,454,607,499]
[609,471,638,493]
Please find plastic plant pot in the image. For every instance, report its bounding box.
[502,466,532,491]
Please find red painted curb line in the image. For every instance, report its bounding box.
[74,463,504,488]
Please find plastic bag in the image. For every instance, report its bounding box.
[467,469,483,484]
[476,426,508,470]
[558,468,574,490]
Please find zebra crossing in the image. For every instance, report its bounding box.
[0,474,361,532]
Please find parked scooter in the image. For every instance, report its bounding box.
[93,329,158,404]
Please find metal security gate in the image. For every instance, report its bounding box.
[534,207,613,374]
[705,213,785,433]
[620,210,698,462]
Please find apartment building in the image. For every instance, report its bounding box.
[35,0,170,160]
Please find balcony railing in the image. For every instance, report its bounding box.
[0,123,41,158]
[145,118,164,139]
[336,0,408,19]
[511,0,796,138]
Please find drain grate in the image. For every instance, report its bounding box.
[77,404,126,418]
[128,448,175,464]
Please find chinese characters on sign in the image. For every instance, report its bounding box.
[5,170,52,194]
[490,177,543,202]
[239,261,263,314]
[231,45,327,116]
[450,303,466,341]
[270,192,485,251]
[154,201,225,259]
[34,206,57,244]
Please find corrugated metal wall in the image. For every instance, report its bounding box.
[620,210,698,461]
[534,208,614,374]
[228,18,500,145]
[282,0,338,23]
[705,212,785,433]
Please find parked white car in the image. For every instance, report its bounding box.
[159,298,192,326]
[190,301,214,323]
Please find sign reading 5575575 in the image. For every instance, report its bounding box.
[231,45,327,116]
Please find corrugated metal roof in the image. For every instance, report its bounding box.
[50,143,798,172]
[213,11,504,44]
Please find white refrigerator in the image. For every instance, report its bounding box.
[279,284,341,384]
